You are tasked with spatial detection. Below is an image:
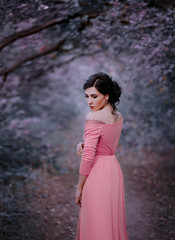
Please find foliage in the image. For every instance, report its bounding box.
[0,0,174,171]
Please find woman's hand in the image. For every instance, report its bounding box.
[75,186,82,207]
[76,142,84,157]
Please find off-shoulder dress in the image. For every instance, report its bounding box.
[75,118,129,240]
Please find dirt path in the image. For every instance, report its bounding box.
[0,115,174,240]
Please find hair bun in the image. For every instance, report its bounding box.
[109,80,122,103]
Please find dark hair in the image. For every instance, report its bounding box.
[83,72,122,115]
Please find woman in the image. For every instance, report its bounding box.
[75,72,129,240]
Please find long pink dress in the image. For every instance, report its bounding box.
[75,118,129,240]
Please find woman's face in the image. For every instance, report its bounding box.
[84,86,109,111]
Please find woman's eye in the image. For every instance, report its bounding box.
[84,95,97,98]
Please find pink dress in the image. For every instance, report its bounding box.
[75,118,129,240]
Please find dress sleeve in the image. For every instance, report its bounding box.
[79,122,102,176]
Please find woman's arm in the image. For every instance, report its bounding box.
[75,174,87,207]
[75,115,102,206]
[75,142,86,206]
[76,173,87,189]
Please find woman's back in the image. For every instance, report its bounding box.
[86,109,123,124]
[85,116,123,156]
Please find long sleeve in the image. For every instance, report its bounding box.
[79,123,102,176]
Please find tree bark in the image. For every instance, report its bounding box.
[0,39,65,77]
[0,12,82,51]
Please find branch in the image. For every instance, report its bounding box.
[0,39,65,77]
[0,8,105,80]
[0,7,107,51]
[0,11,82,51]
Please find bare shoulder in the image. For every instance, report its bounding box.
[86,110,123,123]
[86,111,104,121]
[116,111,123,121]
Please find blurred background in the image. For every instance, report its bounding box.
[0,0,174,239]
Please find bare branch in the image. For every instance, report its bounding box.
[0,12,82,51]
[0,39,66,77]
[0,8,104,81]
[0,8,105,51]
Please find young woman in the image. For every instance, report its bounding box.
[75,72,129,240]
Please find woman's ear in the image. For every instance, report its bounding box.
[105,94,109,101]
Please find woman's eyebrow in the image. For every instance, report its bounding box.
[85,93,97,96]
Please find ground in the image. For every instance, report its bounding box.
[0,116,174,240]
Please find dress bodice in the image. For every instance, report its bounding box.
[79,118,123,176]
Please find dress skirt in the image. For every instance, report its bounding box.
[75,154,129,240]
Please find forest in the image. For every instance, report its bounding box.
[0,0,174,239]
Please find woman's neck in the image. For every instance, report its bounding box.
[101,102,113,112]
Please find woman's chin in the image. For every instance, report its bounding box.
[92,108,100,112]
[90,106,103,111]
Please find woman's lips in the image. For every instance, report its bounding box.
[90,106,94,109]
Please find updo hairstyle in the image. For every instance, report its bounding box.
[83,72,122,115]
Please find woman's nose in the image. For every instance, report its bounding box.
[88,98,93,104]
